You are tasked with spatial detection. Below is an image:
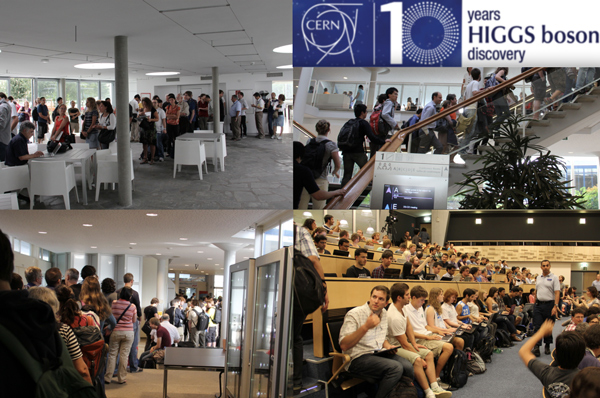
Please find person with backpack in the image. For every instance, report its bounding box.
[142,298,160,351]
[368,94,387,159]
[104,287,137,384]
[187,299,208,348]
[298,119,341,209]
[339,103,390,187]
[205,298,219,347]
[165,298,186,341]
[418,92,444,154]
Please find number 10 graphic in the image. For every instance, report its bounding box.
[381,2,403,64]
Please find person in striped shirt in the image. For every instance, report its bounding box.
[565,307,586,332]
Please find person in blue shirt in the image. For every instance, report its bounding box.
[354,85,365,104]
[184,91,197,132]
[36,97,49,144]
[5,122,43,167]
[229,95,242,141]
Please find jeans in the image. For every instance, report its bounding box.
[241,115,247,136]
[418,128,443,154]
[292,305,306,387]
[156,132,165,159]
[576,68,596,90]
[533,301,556,347]
[341,152,368,187]
[129,320,140,371]
[348,354,412,398]
[267,112,274,136]
[198,117,208,130]
[458,108,478,154]
[0,142,6,162]
[105,330,134,383]
[166,124,179,159]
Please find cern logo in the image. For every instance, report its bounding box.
[300,3,360,65]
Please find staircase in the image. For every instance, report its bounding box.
[448,86,600,196]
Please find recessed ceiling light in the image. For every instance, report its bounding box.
[83,224,93,227]
[91,246,97,249]
[146,213,158,217]
[244,257,249,259]
[207,258,213,260]
[41,59,50,64]
[220,268,224,270]
[215,264,219,266]
[475,218,482,224]
[197,251,204,253]
[276,65,293,69]
[343,77,348,79]
[180,238,188,241]
[156,253,162,255]
[146,71,180,76]
[38,231,47,234]
[303,212,312,217]
[569,152,573,154]
[170,268,173,270]
[185,264,189,267]
[74,63,114,69]
[527,218,534,224]
[129,243,137,245]
[580,218,586,224]
[273,44,292,53]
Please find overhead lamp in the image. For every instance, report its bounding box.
[424,216,431,222]
[527,218,534,224]
[276,65,293,69]
[197,250,204,253]
[91,246,97,249]
[156,253,162,256]
[340,219,348,226]
[38,231,47,234]
[146,71,180,76]
[580,218,586,224]
[83,224,93,227]
[366,227,374,234]
[207,258,213,260]
[146,213,158,217]
[41,59,50,64]
[185,264,189,267]
[343,77,348,79]
[74,63,114,69]
[180,238,188,241]
[130,243,137,245]
[303,211,312,217]
[475,218,482,225]
[273,44,292,53]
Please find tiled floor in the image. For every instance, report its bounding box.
[23,133,292,210]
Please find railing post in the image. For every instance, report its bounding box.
[522,78,527,137]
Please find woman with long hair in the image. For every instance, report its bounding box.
[82,97,99,149]
[426,287,464,350]
[302,218,316,232]
[165,94,180,159]
[138,97,158,164]
[50,104,70,143]
[93,100,116,150]
[441,288,475,349]
[29,286,92,384]
[80,277,115,334]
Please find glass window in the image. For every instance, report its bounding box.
[168,273,175,279]
[20,241,31,256]
[214,274,224,288]
[80,81,99,106]
[10,78,32,103]
[333,83,358,95]
[272,81,293,102]
[263,225,280,255]
[281,219,293,248]
[101,82,113,101]
[0,79,8,94]
[37,80,59,114]
[65,81,79,108]
[39,249,50,261]
[13,238,20,253]
[179,273,191,279]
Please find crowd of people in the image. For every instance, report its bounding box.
[294,216,600,398]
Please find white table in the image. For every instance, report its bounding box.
[179,132,226,171]
[31,147,96,205]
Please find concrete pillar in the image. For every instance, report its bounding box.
[254,225,264,258]
[174,271,180,295]
[114,36,133,207]
[367,68,379,110]
[156,258,169,312]
[431,210,450,248]
[213,243,246,346]
[59,79,66,100]
[212,67,220,134]
[294,67,314,131]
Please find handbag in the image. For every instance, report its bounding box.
[98,114,116,145]
[106,302,132,341]
[142,320,152,335]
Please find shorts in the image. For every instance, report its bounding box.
[206,326,217,343]
[70,121,80,133]
[395,347,431,365]
[273,114,285,127]
[532,79,547,101]
[140,126,157,146]
[416,335,446,357]
[86,131,99,149]
[547,69,567,93]
[37,123,48,139]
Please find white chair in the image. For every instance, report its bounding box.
[0,162,30,194]
[173,139,208,180]
[95,150,134,201]
[203,134,227,171]
[0,192,19,209]
[29,161,79,209]
[109,141,118,154]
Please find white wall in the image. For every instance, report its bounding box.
[141,256,158,312]
[13,252,52,282]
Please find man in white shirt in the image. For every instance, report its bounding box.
[417,92,443,154]
[129,94,141,142]
[339,285,411,398]
[458,68,487,154]
[238,92,249,138]
[403,286,454,381]
[251,93,265,139]
[593,274,600,292]
[152,99,166,162]
[155,314,180,346]
[387,283,452,398]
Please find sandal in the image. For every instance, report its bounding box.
[141,159,148,164]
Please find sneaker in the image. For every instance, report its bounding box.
[425,390,436,398]
[494,348,503,354]
[431,386,452,398]
[271,135,276,139]
[158,157,164,162]
[277,135,282,140]
[129,368,143,373]
[436,379,450,390]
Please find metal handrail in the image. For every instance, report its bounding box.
[293,120,316,139]
[324,68,546,209]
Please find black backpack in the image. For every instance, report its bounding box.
[388,376,418,398]
[337,118,362,151]
[32,106,39,121]
[466,350,486,374]
[301,138,331,179]
[211,307,222,324]
[440,349,469,389]
[293,248,325,317]
[193,309,210,331]
[495,328,513,348]
[475,334,495,363]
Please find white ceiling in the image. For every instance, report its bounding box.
[1,210,288,274]
[0,0,291,79]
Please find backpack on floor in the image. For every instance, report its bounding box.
[527,319,535,336]
[466,350,486,374]
[301,138,331,179]
[440,349,468,389]
[293,246,325,317]
[388,376,419,398]
[475,334,495,363]
[140,357,156,369]
[336,118,362,151]
[177,341,196,348]
[495,329,513,348]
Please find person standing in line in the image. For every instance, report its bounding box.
[531,259,561,357]
[36,97,49,144]
[184,91,196,133]
[177,93,190,136]
[115,273,143,374]
[197,94,209,130]
[129,94,141,142]
[251,92,265,139]
[230,95,242,141]
[165,94,180,159]
[68,101,80,138]
[0,93,13,161]
[266,92,276,138]
[81,97,100,150]
[417,92,443,154]
[218,90,225,123]
[238,92,248,138]
[153,98,166,162]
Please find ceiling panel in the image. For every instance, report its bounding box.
[145,0,228,11]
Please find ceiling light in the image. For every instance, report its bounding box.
[340,219,348,226]
[180,238,188,241]
[146,213,158,217]
[83,224,93,227]
[38,231,47,234]
[343,77,348,79]
[273,44,292,53]
[580,218,586,224]
[527,218,534,224]
[130,243,137,245]
[185,264,189,267]
[366,227,374,234]
[244,257,249,259]
[156,253,162,255]
[303,211,312,217]
[207,258,213,260]
[146,71,180,76]
[215,264,219,266]
[197,251,204,253]
[74,63,114,69]
[74,255,84,260]
[475,218,482,225]
[41,59,50,64]
[220,268,224,270]
[91,246,97,249]
[276,65,293,69]
[170,268,173,270]
[424,216,431,222]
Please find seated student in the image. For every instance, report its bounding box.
[349,233,361,248]
[371,232,381,243]
[403,286,454,382]
[395,242,407,255]
[430,262,443,281]
[338,238,350,252]
[439,253,449,268]
[345,248,371,278]
[426,287,465,351]
[312,227,327,239]
[497,287,522,326]
[323,214,341,234]
[587,314,600,325]
[519,320,585,398]
[387,283,452,398]
[313,235,331,255]
[139,317,172,363]
[505,286,528,325]
[486,287,522,341]
[402,255,428,279]
[378,239,393,251]
[580,324,600,369]
[5,122,44,166]
[565,307,587,332]
[442,265,456,280]
[529,289,537,304]
[454,265,472,282]
[570,367,600,398]
[371,250,394,279]
[456,289,484,325]
[470,267,488,283]
[339,230,350,240]
[573,286,600,310]
[339,285,412,398]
